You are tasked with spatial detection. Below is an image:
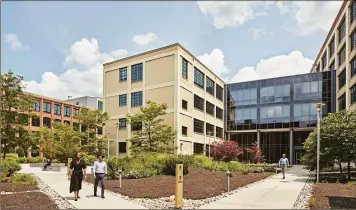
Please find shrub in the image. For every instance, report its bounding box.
[163,154,195,175]
[83,155,97,166]
[212,140,243,162]
[1,160,21,177]
[193,155,214,169]
[15,148,25,158]
[18,157,43,163]
[246,144,264,164]
[9,174,37,185]
[2,153,19,161]
[227,161,246,172]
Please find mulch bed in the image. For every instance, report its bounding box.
[1,192,59,209]
[0,183,38,192]
[310,183,356,209]
[86,168,271,199]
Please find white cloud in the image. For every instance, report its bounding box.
[3,33,28,51]
[196,1,273,29]
[197,49,230,77]
[25,38,128,100]
[132,32,158,46]
[276,1,342,36]
[230,50,314,83]
[248,28,273,41]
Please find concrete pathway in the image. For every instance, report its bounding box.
[19,164,146,209]
[199,165,309,209]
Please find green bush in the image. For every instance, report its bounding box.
[1,160,21,177]
[227,161,246,172]
[83,155,97,166]
[2,153,19,161]
[18,157,43,163]
[9,174,37,185]
[163,154,195,175]
[15,148,25,158]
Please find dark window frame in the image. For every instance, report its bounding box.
[338,94,346,111]
[64,106,71,117]
[31,116,40,127]
[193,118,204,134]
[216,84,223,101]
[206,123,214,136]
[216,126,223,138]
[182,100,188,110]
[54,104,61,115]
[321,53,327,70]
[43,102,51,113]
[206,76,215,96]
[338,45,346,65]
[119,67,128,82]
[131,63,143,83]
[206,101,215,116]
[34,100,41,112]
[182,126,188,136]
[119,94,127,106]
[351,1,356,24]
[338,17,346,43]
[43,117,52,128]
[119,118,127,130]
[329,37,335,58]
[131,91,143,107]
[194,95,205,112]
[338,69,346,88]
[216,107,223,120]
[351,85,356,104]
[182,58,188,80]
[194,67,204,89]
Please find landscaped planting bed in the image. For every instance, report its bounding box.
[86,168,272,199]
[309,183,356,209]
[1,192,59,209]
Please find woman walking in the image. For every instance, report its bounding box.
[68,152,87,201]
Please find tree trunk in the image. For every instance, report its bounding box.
[338,161,343,175]
[347,160,351,180]
[3,150,6,159]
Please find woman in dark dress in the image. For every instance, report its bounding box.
[68,152,87,201]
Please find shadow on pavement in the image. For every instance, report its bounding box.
[64,196,75,200]
[328,196,356,209]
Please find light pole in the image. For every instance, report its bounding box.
[208,131,212,159]
[116,122,119,156]
[314,103,325,183]
[107,132,110,158]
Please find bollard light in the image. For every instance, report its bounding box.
[118,169,122,188]
[226,171,232,192]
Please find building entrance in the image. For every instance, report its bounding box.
[294,149,303,165]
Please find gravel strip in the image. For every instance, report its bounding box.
[292,173,314,209]
[30,173,76,209]
[84,173,275,209]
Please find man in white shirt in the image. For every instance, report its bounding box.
[278,154,290,179]
[93,154,107,198]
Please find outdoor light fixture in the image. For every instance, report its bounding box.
[314,103,325,183]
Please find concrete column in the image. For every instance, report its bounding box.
[227,132,231,140]
[257,130,260,148]
[289,129,293,165]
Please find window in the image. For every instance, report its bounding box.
[316,64,320,72]
[131,122,142,131]
[338,69,346,88]
[131,63,143,82]
[54,104,61,115]
[216,126,223,138]
[119,142,127,153]
[351,58,356,79]
[43,117,51,128]
[31,116,40,127]
[182,126,187,136]
[64,107,70,117]
[193,118,204,134]
[64,120,70,125]
[182,58,188,79]
[182,100,188,110]
[338,45,346,65]
[97,127,103,135]
[338,94,346,110]
[34,100,40,112]
[74,108,79,116]
[352,30,356,51]
[351,1,356,24]
[119,67,127,82]
[206,101,215,116]
[81,126,87,132]
[321,53,327,70]
[216,107,223,120]
[131,92,143,107]
[329,37,335,58]
[329,61,335,71]
[194,67,204,89]
[206,123,214,136]
[43,102,51,113]
[119,94,127,106]
[194,95,204,112]
[338,18,346,43]
[206,77,215,95]
[351,85,356,104]
[119,118,127,130]
[98,101,103,111]
[216,85,223,101]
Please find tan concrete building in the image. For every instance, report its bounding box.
[103,43,225,156]
[311,0,356,112]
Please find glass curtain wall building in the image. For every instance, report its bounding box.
[225,71,336,164]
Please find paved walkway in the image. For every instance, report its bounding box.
[199,165,309,209]
[19,164,146,209]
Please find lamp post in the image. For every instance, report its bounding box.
[116,123,119,156]
[314,103,325,183]
[207,131,212,159]
[107,133,110,158]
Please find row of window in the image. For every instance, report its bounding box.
[118,91,143,107]
[33,101,78,117]
[182,58,223,101]
[193,94,223,120]
[338,84,356,109]
[31,116,71,127]
[119,63,143,83]
[193,118,223,138]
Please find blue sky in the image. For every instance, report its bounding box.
[1,1,342,99]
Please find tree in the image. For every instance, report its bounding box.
[127,101,176,154]
[212,140,243,162]
[246,143,264,163]
[31,126,56,159]
[53,122,81,163]
[1,71,34,159]
[302,110,356,180]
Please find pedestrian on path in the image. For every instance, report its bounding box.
[93,154,107,199]
[68,152,87,201]
[278,154,289,179]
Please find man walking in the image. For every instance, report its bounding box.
[93,154,107,198]
[278,154,289,179]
